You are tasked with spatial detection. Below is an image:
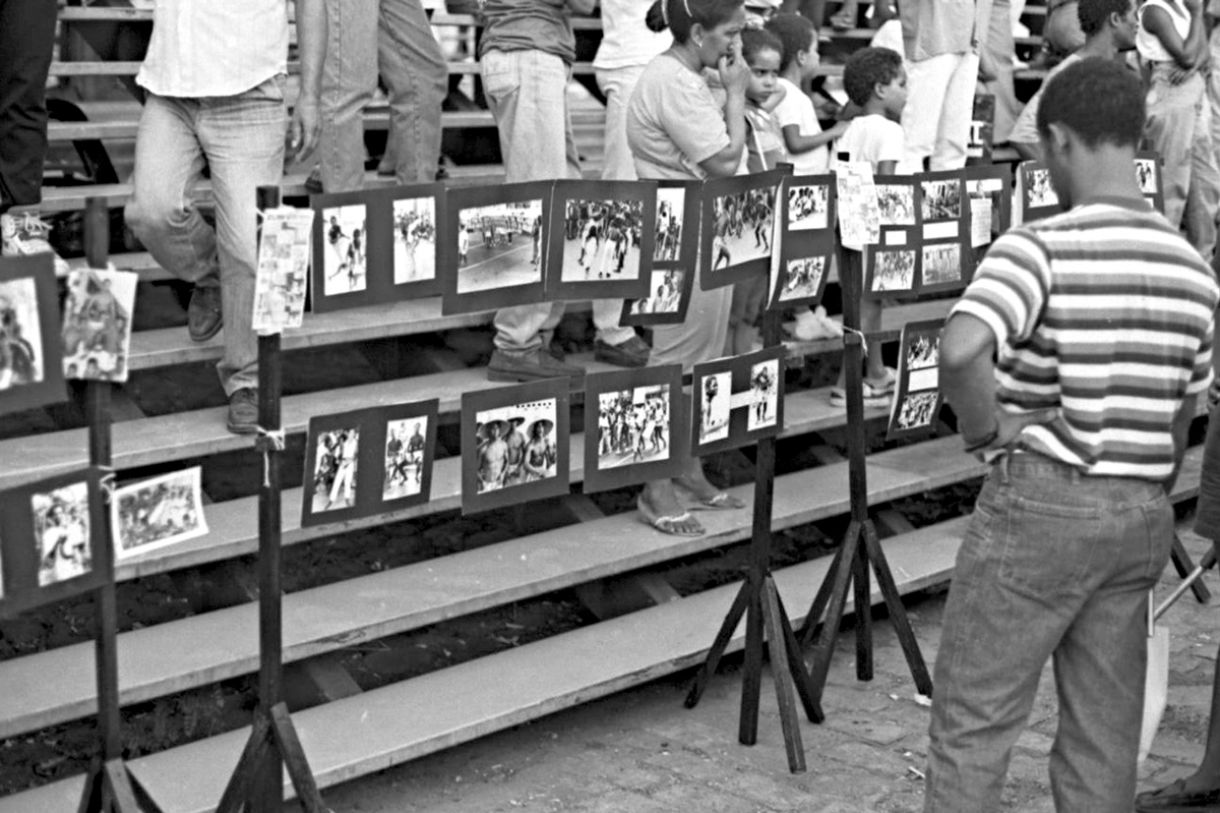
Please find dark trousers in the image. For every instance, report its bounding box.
[0,0,57,210]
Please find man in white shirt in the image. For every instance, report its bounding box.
[124,0,325,434]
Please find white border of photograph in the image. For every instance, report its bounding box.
[110,467,209,563]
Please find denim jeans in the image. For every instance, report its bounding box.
[1195,402,1220,539]
[924,451,1173,812]
[1145,65,1220,259]
[0,0,57,209]
[125,79,286,396]
[319,0,446,192]
[482,48,582,354]
[902,52,980,171]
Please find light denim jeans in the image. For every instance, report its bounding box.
[319,0,447,192]
[902,52,980,171]
[125,78,286,396]
[482,48,581,355]
[1146,65,1220,260]
[924,450,1173,812]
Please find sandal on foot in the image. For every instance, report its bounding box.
[673,478,746,510]
[637,494,705,536]
[1135,778,1220,811]
[829,10,856,30]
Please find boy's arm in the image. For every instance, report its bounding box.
[1143,0,1206,70]
[782,120,849,154]
[759,84,788,113]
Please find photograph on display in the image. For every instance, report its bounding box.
[654,186,686,262]
[876,183,916,227]
[61,267,137,382]
[311,189,390,312]
[321,203,368,296]
[920,243,962,289]
[377,399,439,511]
[1017,162,1061,225]
[1135,153,1165,213]
[701,170,784,289]
[772,254,829,308]
[1026,167,1057,208]
[867,247,917,295]
[892,391,941,433]
[920,179,962,222]
[253,207,313,333]
[691,346,785,456]
[836,160,881,249]
[461,378,570,514]
[887,318,946,440]
[547,179,655,300]
[968,93,996,160]
[788,183,830,231]
[33,480,91,587]
[311,427,360,514]
[583,365,685,492]
[0,255,64,416]
[111,467,208,562]
[621,267,694,326]
[964,165,1012,278]
[392,194,438,286]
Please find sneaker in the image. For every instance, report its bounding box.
[792,307,842,341]
[226,387,259,434]
[187,285,223,342]
[488,349,584,382]
[594,334,650,368]
[1,212,70,276]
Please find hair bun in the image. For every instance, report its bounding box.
[645,0,669,31]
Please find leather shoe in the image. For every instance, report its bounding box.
[188,285,223,342]
[1136,779,1220,812]
[594,335,650,368]
[488,349,583,382]
[226,388,258,435]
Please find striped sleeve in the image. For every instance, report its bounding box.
[951,229,1050,347]
[1187,318,1215,396]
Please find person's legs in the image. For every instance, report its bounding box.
[1145,67,1203,231]
[195,78,288,398]
[0,0,56,211]
[318,0,378,193]
[1184,97,1220,260]
[983,0,1020,144]
[931,52,980,171]
[379,0,447,185]
[901,53,956,172]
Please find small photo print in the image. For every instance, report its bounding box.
[778,256,827,303]
[895,390,940,432]
[61,268,137,382]
[457,199,545,294]
[698,371,732,446]
[112,467,208,561]
[872,248,916,293]
[562,199,644,282]
[383,417,428,500]
[921,243,962,287]
[631,269,685,315]
[393,196,438,285]
[254,207,312,332]
[33,481,91,587]
[322,204,368,296]
[475,398,558,492]
[920,180,961,222]
[711,188,776,269]
[0,276,44,391]
[1135,159,1158,195]
[747,359,779,432]
[906,331,940,370]
[876,184,915,226]
[654,187,685,262]
[1026,167,1058,209]
[596,384,671,470]
[788,184,829,231]
[311,428,360,513]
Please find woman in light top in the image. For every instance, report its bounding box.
[626,0,751,536]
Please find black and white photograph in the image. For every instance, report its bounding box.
[698,371,732,446]
[621,267,693,326]
[870,248,916,293]
[701,171,785,289]
[906,330,940,370]
[775,255,828,305]
[968,92,996,160]
[654,187,685,262]
[253,206,313,332]
[310,427,360,514]
[111,467,209,562]
[894,391,940,432]
[382,417,428,500]
[920,179,962,222]
[1136,158,1158,196]
[596,385,671,468]
[0,254,63,416]
[458,200,544,293]
[788,183,829,231]
[921,243,962,288]
[393,195,437,286]
[1025,166,1058,209]
[747,358,779,432]
[876,183,915,226]
[61,267,137,382]
[562,199,644,282]
[461,379,570,514]
[582,365,685,492]
[887,318,946,439]
[33,481,91,587]
[321,203,368,296]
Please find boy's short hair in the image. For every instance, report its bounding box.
[741,26,784,63]
[1036,57,1144,148]
[842,47,904,107]
[1077,0,1132,36]
[765,12,815,73]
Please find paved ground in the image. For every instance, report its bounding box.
[317,528,1220,812]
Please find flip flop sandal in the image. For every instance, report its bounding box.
[637,494,705,536]
[1135,778,1220,811]
[673,480,747,510]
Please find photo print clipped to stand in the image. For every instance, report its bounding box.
[1135,151,1166,213]
[461,378,570,515]
[700,167,788,290]
[311,187,385,313]
[582,364,686,492]
[440,181,554,315]
[768,174,835,312]
[963,164,1012,276]
[545,178,657,302]
[621,180,701,326]
[369,182,445,299]
[887,319,946,440]
[866,174,921,299]
[253,205,315,334]
[62,266,138,384]
[110,467,210,565]
[1015,159,1062,225]
[690,346,785,457]
[0,253,66,416]
[967,93,995,162]
[300,399,440,528]
[915,170,970,295]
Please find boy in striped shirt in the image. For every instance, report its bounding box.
[923,58,1219,812]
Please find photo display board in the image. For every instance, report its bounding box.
[1017,153,1164,226]
[887,318,946,440]
[111,467,209,563]
[621,180,701,326]
[769,174,836,310]
[375,183,445,299]
[582,364,687,493]
[963,164,1012,276]
[546,179,657,302]
[0,254,65,416]
[700,168,787,290]
[691,346,785,457]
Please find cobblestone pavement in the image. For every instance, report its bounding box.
[317,530,1220,812]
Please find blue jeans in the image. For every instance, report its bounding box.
[924,451,1173,812]
[125,78,287,395]
[319,0,447,191]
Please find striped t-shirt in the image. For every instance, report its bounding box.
[953,197,1218,480]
